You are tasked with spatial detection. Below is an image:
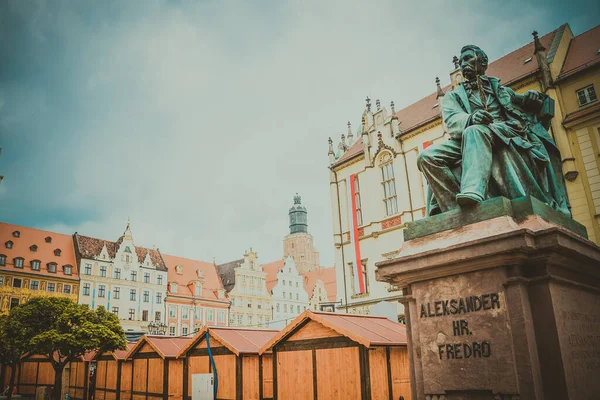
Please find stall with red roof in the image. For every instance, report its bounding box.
[126,336,191,400]
[177,326,279,400]
[93,343,136,400]
[13,353,55,395]
[260,310,411,400]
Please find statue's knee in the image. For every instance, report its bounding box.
[417,150,432,170]
[462,125,480,139]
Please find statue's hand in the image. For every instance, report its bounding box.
[471,110,494,125]
[523,90,544,111]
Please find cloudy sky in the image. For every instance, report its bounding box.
[1,0,598,266]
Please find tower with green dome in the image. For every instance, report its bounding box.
[284,194,320,273]
[289,194,308,234]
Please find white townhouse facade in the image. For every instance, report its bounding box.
[265,256,310,329]
[74,222,168,331]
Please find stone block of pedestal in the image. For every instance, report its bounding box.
[376,196,600,400]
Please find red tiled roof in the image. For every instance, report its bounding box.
[179,326,279,357]
[74,233,167,271]
[162,254,228,303]
[128,335,191,359]
[333,137,364,166]
[260,310,407,353]
[263,259,285,293]
[0,222,79,281]
[559,25,600,80]
[302,267,337,301]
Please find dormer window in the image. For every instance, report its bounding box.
[0,254,5,266]
[196,269,203,279]
[45,236,52,243]
[47,263,57,273]
[54,249,61,256]
[30,245,38,252]
[170,282,178,292]
[63,265,72,275]
[5,241,13,249]
[125,246,132,253]
[176,265,183,275]
[195,283,202,296]
[14,258,24,268]
[12,231,20,238]
[31,260,41,271]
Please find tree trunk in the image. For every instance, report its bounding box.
[53,367,63,400]
[7,363,16,400]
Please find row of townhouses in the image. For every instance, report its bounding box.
[0,195,337,334]
[329,24,600,321]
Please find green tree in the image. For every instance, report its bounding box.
[9,297,127,400]
[0,314,29,400]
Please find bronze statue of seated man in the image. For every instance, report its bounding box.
[417,45,570,217]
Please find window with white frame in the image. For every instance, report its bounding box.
[84,263,92,275]
[47,282,55,292]
[144,273,150,283]
[169,326,176,336]
[0,255,5,266]
[380,153,398,216]
[31,260,41,271]
[114,287,120,299]
[112,307,119,315]
[129,309,135,321]
[14,258,24,268]
[83,283,90,296]
[169,306,176,318]
[218,311,224,323]
[157,275,163,285]
[207,309,213,321]
[114,268,121,279]
[156,293,162,304]
[182,307,189,320]
[130,289,136,301]
[354,175,364,226]
[143,291,149,303]
[63,284,71,294]
[98,285,106,297]
[182,326,188,336]
[100,266,107,277]
[47,263,56,273]
[577,85,597,106]
[237,315,243,325]
[30,280,39,290]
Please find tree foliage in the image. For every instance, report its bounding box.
[0,314,29,400]
[5,297,127,400]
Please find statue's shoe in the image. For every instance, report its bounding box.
[456,193,483,207]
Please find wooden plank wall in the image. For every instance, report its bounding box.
[121,361,133,400]
[316,347,361,399]
[18,357,55,395]
[168,359,183,400]
[261,354,273,400]
[213,354,236,400]
[276,350,313,400]
[67,361,88,400]
[390,347,411,400]
[242,356,259,400]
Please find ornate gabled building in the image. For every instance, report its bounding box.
[302,266,337,312]
[0,223,79,314]
[264,256,309,329]
[328,23,600,321]
[162,254,229,336]
[217,249,272,328]
[283,195,320,273]
[73,221,168,332]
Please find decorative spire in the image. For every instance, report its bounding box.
[390,101,396,115]
[365,96,371,112]
[376,99,381,111]
[347,121,353,144]
[532,30,546,53]
[453,55,459,69]
[328,137,334,155]
[123,218,133,240]
[436,77,445,98]
[341,134,347,149]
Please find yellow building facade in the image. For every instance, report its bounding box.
[0,223,79,314]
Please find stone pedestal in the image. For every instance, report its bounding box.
[375,197,600,400]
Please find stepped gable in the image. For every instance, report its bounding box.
[262,259,285,293]
[302,266,337,301]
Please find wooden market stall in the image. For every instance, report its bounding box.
[66,351,95,400]
[260,310,411,400]
[93,343,136,400]
[127,336,191,400]
[13,353,55,395]
[177,326,279,400]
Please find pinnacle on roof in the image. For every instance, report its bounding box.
[123,218,133,240]
[436,77,445,98]
[347,121,353,144]
[376,99,381,111]
[532,30,546,53]
[390,101,396,117]
[365,96,371,112]
[328,137,334,155]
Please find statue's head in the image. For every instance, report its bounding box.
[459,45,488,80]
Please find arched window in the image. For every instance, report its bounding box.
[379,152,398,216]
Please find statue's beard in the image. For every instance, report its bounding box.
[462,67,477,81]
